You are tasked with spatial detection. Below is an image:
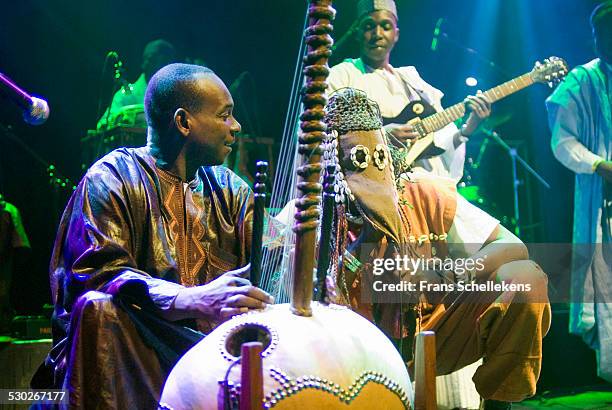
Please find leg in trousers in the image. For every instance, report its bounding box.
[421,260,551,402]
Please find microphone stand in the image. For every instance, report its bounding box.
[0,122,75,227]
[480,128,550,237]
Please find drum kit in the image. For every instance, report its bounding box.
[458,160,516,231]
[80,104,147,169]
[458,143,499,214]
[458,114,519,232]
[458,111,552,237]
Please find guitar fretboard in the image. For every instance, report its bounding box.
[421,73,535,134]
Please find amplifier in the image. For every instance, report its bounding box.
[10,316,52,340]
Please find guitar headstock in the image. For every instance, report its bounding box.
[531,57,569,87]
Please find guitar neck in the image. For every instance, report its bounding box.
[421,72,535,134]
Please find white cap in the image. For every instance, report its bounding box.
[357,0,398,20]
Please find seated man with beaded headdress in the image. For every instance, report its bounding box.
[323,88,550,410]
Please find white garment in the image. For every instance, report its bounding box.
[550,62,611,174]
[552,133,604,175]
[405,171,501,254]
[328,59,466,182]
[448,192,500,255]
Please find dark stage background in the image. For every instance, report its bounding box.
[0,0,606,389]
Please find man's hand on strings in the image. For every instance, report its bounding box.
[461,91,492,137]
[162,263,274,322]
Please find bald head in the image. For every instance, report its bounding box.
[144,63,215,137]
[145,63,240,170]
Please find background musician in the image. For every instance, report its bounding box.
[328,0,491,182]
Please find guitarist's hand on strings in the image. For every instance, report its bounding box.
[461,91,492,137]
[384,123,419,146]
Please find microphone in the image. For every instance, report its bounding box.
[430,18,445,51]
[0,72,50,125]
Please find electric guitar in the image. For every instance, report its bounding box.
[385,56,569,171]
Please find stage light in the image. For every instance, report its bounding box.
[465,77,478,87]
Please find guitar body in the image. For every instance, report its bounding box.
[381,100,437,126]
[382,100,445,162]
[378,57,568,169]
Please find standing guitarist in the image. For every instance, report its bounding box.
[328,0,491,182]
